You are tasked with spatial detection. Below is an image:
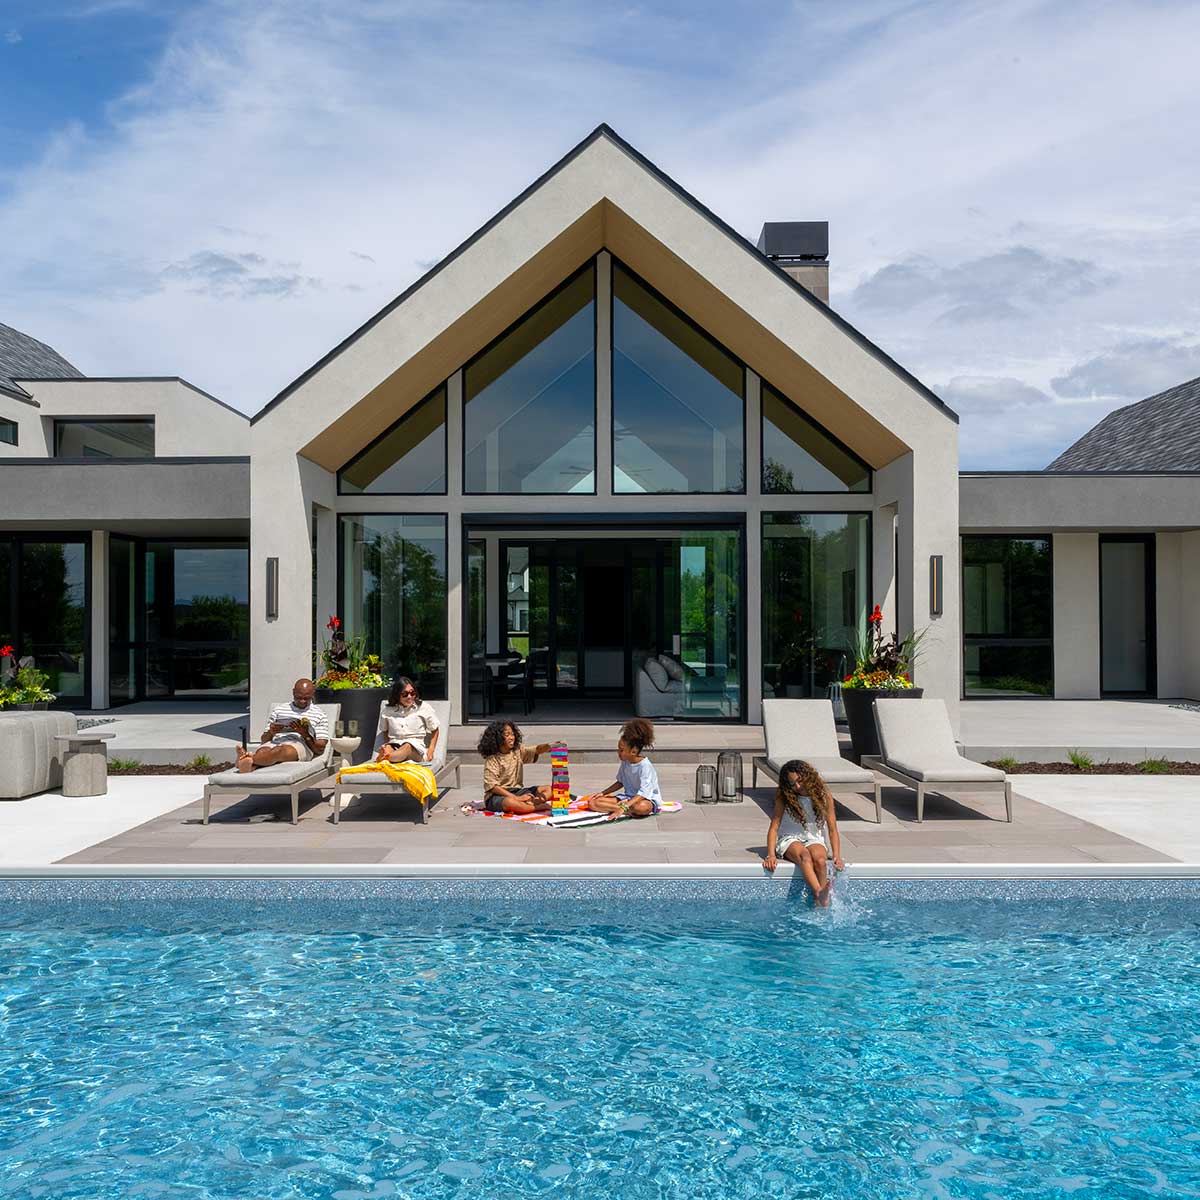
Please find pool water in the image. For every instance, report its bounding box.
[1,881,1198,1198]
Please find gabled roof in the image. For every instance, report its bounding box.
[0,322,82,403]
[1047,374,1200,471]
[252,123,954,426]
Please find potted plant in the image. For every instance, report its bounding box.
[841,605,926,760]
[0,648,57,711]
[313,617,388,764]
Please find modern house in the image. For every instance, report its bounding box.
[3,126,1197,730]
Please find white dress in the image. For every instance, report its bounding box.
[376,701,440,756]
[776,794,828,854]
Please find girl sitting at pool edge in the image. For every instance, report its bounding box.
[476,720,555,815]
[582,718,662,819]
[763,758,845,906]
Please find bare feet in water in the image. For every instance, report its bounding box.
[816,882,832,907]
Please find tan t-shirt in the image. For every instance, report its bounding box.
[483,746,540,795]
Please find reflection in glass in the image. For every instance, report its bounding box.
[340,515,447,698]
[761,382,871,493]
[55,420,155,458]
[17,541,88,702]
[338,386,447,494]
[144,543,249,697]
[763,514,870,700]
[465,266,595,493]
[612,263,744,494]
[108,536,138,703]
[962,536,1052,696]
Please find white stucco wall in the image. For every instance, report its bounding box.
[3,378,247,457]
[248,132,960,729]
[1052,533,1100,698]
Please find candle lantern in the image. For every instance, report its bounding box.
[716,751,744,802]
[694,764,717,805]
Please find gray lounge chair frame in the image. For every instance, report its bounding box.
[869,698,1012,823]
[202,702,340,826]
[751,698,882,822]
[332,700,461,825]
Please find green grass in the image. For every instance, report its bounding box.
[1067,748,1095,771]
[1139,757,1171,774]
[187,753,213,770]
[992,755,1019,771]
[109,757,141,772]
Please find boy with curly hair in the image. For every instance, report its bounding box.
[475,720,554,814]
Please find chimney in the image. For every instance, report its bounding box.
[756,221,829,304]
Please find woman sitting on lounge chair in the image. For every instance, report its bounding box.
[375,676,440,764]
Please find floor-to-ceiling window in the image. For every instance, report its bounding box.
[962,535,1053,696]
[1100,535,1155,696]
[340,515,448,698]
[464,264,596,494]
[0,535,89,705]
[612,261,744,494]
[105,538,249,702]
[762,514,870,700]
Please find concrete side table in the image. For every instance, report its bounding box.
[54,732,116,798]
[331,735,362,772]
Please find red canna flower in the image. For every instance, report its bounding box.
[0,644,12,658]
[869,604,883,625]
[326,616,341,631]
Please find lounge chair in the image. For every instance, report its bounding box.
[752,698,882,822]
[202,702,340,826]
[332,700,461,825]
[871,698,1012,823]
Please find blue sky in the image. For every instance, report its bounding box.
[1,0,1198,468]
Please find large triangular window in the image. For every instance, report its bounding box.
[612,262,744,494]
[338,385,447,495]
[463,264,596,494]
[761,382,871,493]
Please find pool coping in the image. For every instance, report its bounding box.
[2,862,1198,879]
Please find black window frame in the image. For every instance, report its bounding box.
[610,255,748,497]
[1099,533,1157,698]
[336,384,449,496]
[0,531,92,708]
[0,418,16,446]
[461,260,599,497]
[53,416,156,459]
[759,376,873,495]
[960,533,1055,700]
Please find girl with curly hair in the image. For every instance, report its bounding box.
[763,759,845,905]
[475,720,555,814]
[582,718,662,819]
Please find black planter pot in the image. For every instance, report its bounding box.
[314,686,388,764]
[842,686,924,761]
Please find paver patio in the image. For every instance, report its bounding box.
[58,763,1174,866]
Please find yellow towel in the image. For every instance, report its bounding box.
[337,760,438,805]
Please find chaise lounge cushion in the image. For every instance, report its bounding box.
[347,699,452,787]
[886,757,1004,784]
[207,760,331,789]
[765,754,873,785]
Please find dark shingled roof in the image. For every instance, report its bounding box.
[0,321,83,403]
[1047,375,1200,472]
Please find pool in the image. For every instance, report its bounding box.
[1,877,1197,1198]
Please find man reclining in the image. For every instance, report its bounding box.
[236,677,329,772]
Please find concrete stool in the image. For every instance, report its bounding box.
[54,732,116,798]
[331,735,361,772]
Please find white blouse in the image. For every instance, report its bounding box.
[376,700,440,749]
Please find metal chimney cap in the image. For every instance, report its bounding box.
[756,221,828,261]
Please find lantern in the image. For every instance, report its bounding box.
[694,764,717,804]
[717,751,744,802]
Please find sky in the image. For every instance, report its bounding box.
[1,0,1198,469]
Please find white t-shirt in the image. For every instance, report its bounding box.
[268,702,329,745]
[617,756,662,811]
[377,701,440,750]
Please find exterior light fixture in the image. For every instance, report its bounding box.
[266,557,280,620]
[929,554,943,617]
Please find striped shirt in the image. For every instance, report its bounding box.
[268,702,329,745]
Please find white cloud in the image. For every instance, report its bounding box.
[1051,336,1200,401]
[0,0,1197,474]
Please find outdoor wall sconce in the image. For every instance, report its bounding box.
[266,557,280,620]
[929,554,943,617]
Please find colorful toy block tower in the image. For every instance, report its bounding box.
[550,743,570,815]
